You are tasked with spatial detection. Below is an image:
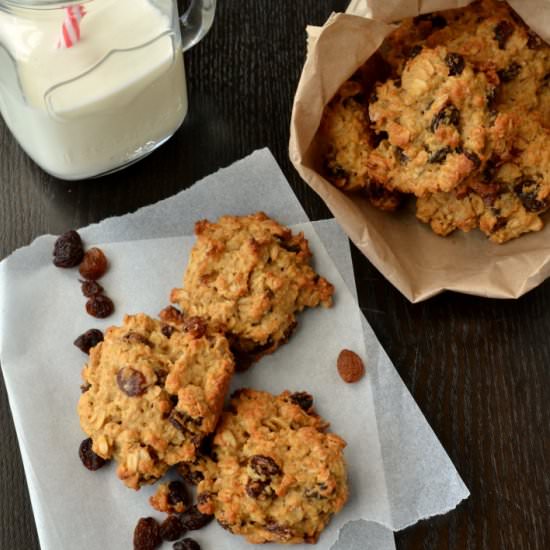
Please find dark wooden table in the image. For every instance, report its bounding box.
[1,1,548,549]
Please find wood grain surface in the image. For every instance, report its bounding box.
[1,1,548,549]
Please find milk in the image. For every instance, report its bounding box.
[0,0,187,180]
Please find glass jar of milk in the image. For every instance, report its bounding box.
[0,0,215,180]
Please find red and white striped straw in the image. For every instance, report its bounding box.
[57,5,87,49]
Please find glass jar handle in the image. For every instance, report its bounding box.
[180,0,216,52]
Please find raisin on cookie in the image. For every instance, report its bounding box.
[170,213,334,368]
[194,389,348,544]
[78,313,234,489]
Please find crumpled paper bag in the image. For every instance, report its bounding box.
[290,0,550,302]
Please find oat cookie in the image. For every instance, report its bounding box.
[368,45,512,197]
[170,213,334,367]
[78,313,234,489]
[319,80,403,211]
[194,389,348,544]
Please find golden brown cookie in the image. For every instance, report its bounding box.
[194,389,348,544]
[319,80,403,211]
[78,313,234,489]
[368,45,513,197]
[170,213,334,368]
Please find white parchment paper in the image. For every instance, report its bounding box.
[0,149,468,550]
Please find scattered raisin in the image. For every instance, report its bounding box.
[80,279,104,297]
[372,130,388,147]
[265,521,293,540]
[413,13,447,29]
[86,294,114,318]
[79,438,107,471]
[445,52,465,76]
[116,367,147,397]
[463,149,482,169]
[168,481,190,508]
[514,178,547,212]
[494,20,514,49]
[80,382,91,393]
[337,349,366,383]
[182,317,207,339]
[160,516,186,542]
[161,325,175,338]
[180,505,213,531]
[486,88,497,109]
[173,539,201,550]
[289,391,313,412]
[79,247,108,280]
[53,230,84,268]
[527,30,543,50]
[73,329,104,354]
[160,305,185,325]
[407,44,423,59]
[326,163,348,182]
[123,332,152,346]
[395,146,409,164]
[250,455,281,476]
[498,62,521,83]
[245,479,274,499]
[178,463,204,485]
[431,104,460,132]
[492,216,508,232]
[428,147,452,164]
[133,517,161,550]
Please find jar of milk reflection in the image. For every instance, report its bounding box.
[0,0,216,180]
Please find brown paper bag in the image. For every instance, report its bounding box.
[289,1,550,302]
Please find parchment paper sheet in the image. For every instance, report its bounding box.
[0,150,468,550]
[290,1,550,303]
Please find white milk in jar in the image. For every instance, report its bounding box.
[0,0,187,180]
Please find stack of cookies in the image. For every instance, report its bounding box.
[320,0,550,243]
[77,212,349,546]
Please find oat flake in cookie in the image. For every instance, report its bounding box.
[194,389,348,544]
[78,313,234,489]
[170,213,334,368]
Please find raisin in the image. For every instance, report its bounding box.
[494,20,514,49]
[492,216,508,232]
[161,325,175,338]
[178,463,204,485]
[326,163,348,182]
[182,317,207,339]
[527,30,544,50]
[463,149,482,169]
[173,539,201,550]
[123,332,152,346]
[413,13,447,29]
[169,411,203,434]
[180,505,213,531]
[430,104,460,132]
[246,479,274,499]
[160,516,185,542]
[289,391,313,412]
[394,77,401,88]
[395,147,409,164]
[116,367,147,396]
[498,62,521,83]
[168,481,190,508]
[79,438,107,471]
[482,157,498,182]
[428,147,452,164]
[133,517,161,550]
[79,247,108,280]
[369,91,378,104]
[160,305,185,325]
[80,279,104,297]
[250,455,282,476]
[445,52,465,76]
[52,230,84,268]
[265,521,293,540]
[86,294,114,318]
[407,44,423,59]
[80,382,91,393]
[486,88,497,109]
[514,178,547,212]
[372,130,388,147]
[73,329,103,354]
